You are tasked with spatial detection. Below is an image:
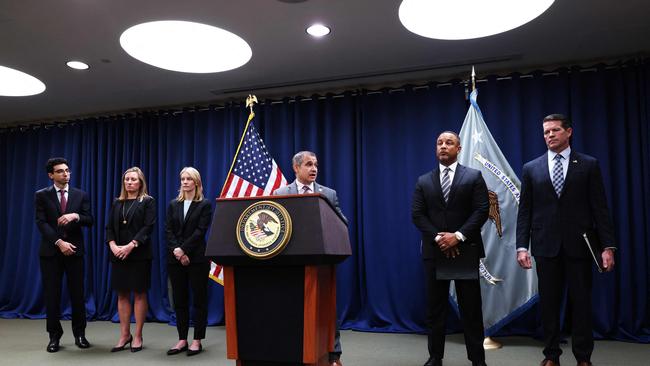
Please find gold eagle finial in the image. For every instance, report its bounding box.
[246,94,258,112]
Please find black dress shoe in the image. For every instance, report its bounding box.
[423,358,442,366]
[110,335,132,352]
[46,338,60,353]
[186,344,202,356]
[75,336,91,349]
[167,344,188,355]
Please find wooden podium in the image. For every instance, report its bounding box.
[206,194,351,366]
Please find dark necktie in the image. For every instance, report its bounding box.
[441,167,451,203]
[552,154,564,197]
[59,189,67,213]
[301,185,311,194]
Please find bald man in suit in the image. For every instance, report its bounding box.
[412,131,489,366]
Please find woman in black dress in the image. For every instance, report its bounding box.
[165,167,212,356]
[106,167,156,352]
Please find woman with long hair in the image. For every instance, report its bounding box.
[106,167,156,352]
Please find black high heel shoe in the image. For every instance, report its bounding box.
[130,337,143,352]
[110,335,132,352]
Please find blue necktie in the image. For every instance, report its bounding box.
[552,154,564,197]
[441,167,451,202]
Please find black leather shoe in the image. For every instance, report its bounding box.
[46,338,60,353]
[110,335,132,352]
[75,336,91,349]
[167,344,188,355]
[186,344,202,356]
[423,358,442,366]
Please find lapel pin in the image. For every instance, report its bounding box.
[572,160,578,163]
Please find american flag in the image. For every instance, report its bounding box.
[209,112,287,285]
[220,121,287,198]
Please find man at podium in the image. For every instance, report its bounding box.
[274,150,346,366]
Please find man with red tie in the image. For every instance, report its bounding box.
[35,157,93,352]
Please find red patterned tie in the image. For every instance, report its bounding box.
[59,189,67,213]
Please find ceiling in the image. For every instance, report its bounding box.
[1,0,649,125]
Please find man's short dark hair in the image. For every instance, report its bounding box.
[543,114,572,129]
[437,131,461,144]
[46,157,68,174]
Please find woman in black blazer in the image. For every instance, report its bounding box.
[106,167,156,353]
[165,167,212,356]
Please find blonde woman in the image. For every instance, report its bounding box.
[164,167,212,356]
[105,167,156,352]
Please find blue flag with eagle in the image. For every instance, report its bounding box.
[456,89,538,335]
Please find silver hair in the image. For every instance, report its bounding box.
[292,150,317,167]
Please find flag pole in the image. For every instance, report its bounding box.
[219,94,258,197]
[474,68,503,350]
[471,66,476,92]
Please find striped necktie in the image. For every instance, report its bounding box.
[441,167,451,203]
[552,154,564,197]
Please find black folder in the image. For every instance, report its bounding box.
[435,244,479,280]
[583,230,604,273]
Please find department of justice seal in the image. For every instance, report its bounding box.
[236,200,292,259]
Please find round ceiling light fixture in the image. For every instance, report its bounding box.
[306,23,331,37]
[66,60,89,70]
[399,0,555,40]
[120,20,252,73]
[0,65,46,97]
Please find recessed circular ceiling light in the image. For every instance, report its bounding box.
[0,65,46,97]
[66,61,89,70]
[306,24,331,37]
[120,20,252,73]
[399,0,555,40]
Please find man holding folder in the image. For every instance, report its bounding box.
[516,114,616,366]
[412,131,489,366]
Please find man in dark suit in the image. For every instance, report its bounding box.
[412,131,490,366]
[273,151,347,366]
[35,157,93,352]
[516,114,616,366]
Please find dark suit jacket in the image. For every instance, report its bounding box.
[516,151,616,258]
[412,164,489,260]
[273,180,348,225]
[165,198,213,264]
[105,196,156,262]
[35,185,93,257]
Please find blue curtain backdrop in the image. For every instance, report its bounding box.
[1,61,649,342]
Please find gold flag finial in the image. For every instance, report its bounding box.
[246,94,258,113]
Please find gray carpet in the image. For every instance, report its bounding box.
[0,319,647,365]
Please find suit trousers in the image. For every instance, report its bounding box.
[39,254,86,339]
[168,261,210,340]
[423,259,485,363]
[536,251,593,363]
